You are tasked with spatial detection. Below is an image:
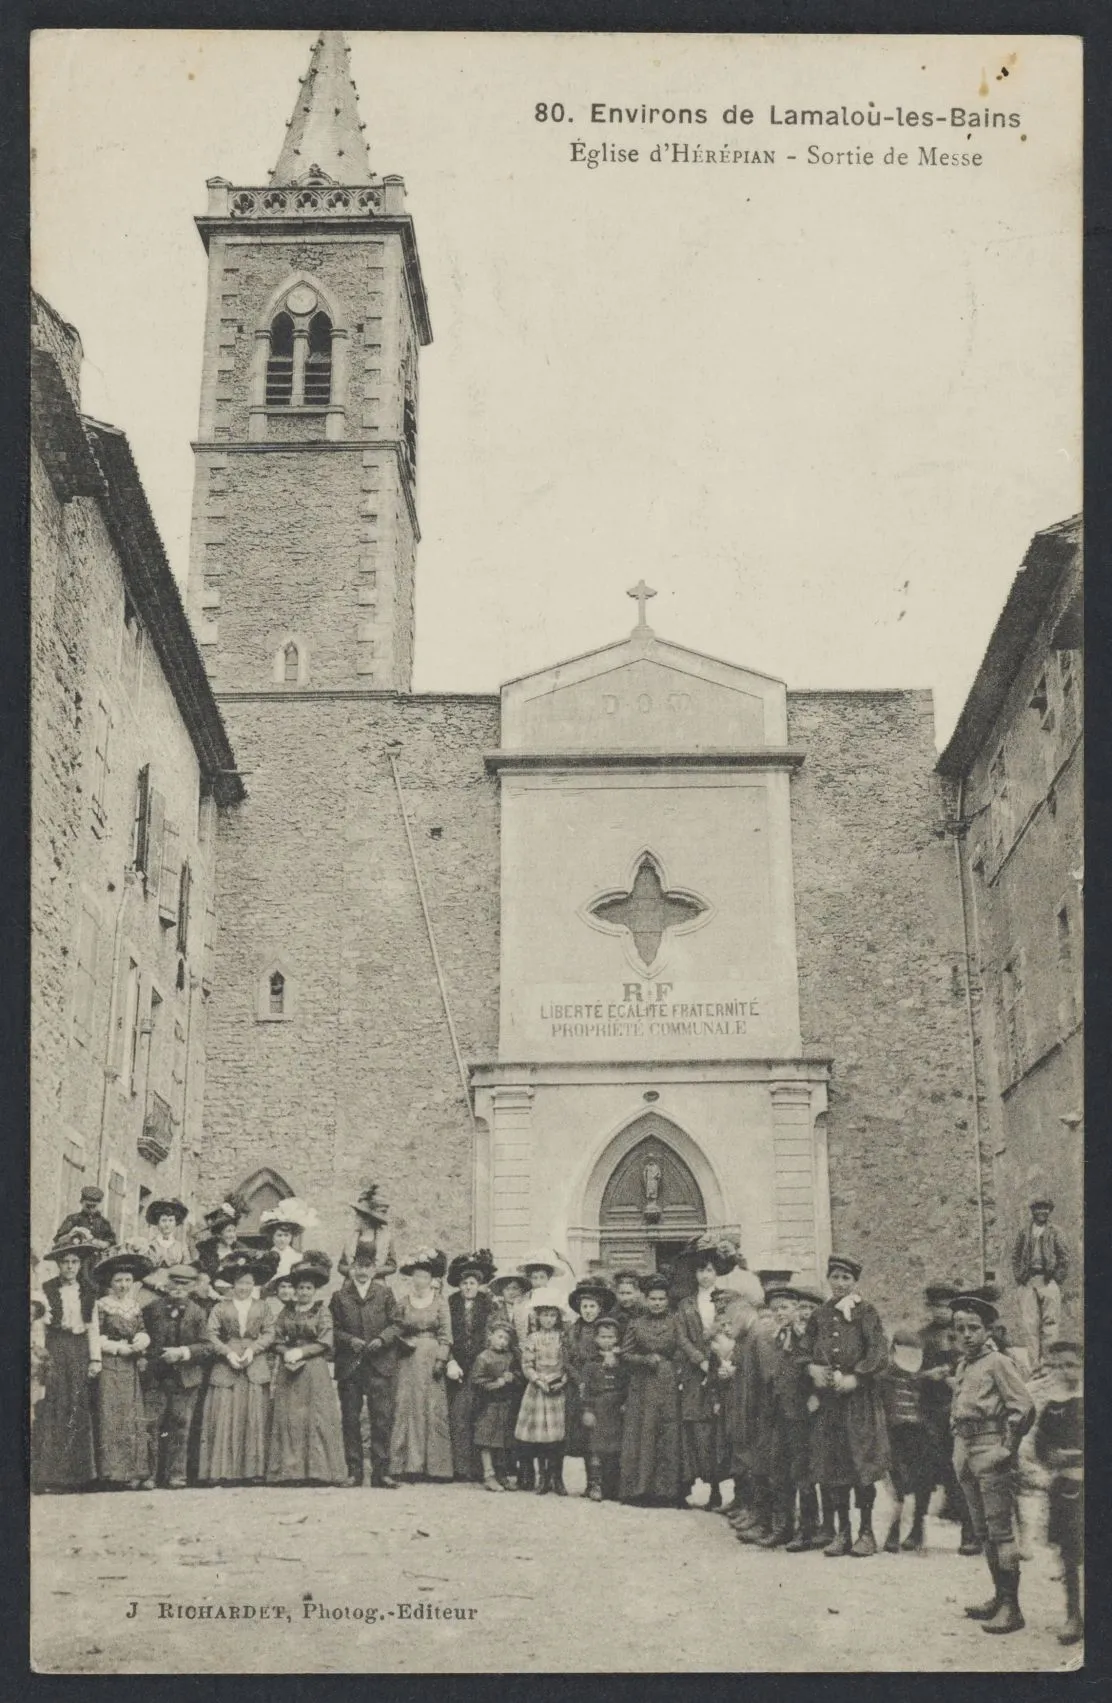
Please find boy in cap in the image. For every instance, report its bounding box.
[1012,1198,1069,1372]
[1033,1339,1084,1645]
[748,1285,814,1549]
[801,1255,890,1557]
[55,1185,116,1249]
[141,1264,214,1487]
[949,1291,1036,1634]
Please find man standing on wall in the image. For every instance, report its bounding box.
[1012,1197,1069,1372]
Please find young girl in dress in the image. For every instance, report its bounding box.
[565,1279,614,1496]
[578,1315,628,1501]
[490,1271,533,1488]
[515,1290,569,1495]
[198,1251,276,1485]
[470,1320,520,1490]
[266,1253,348,1485]
[91,1249,155,1489]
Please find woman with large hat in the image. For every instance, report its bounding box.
[445,1251,497,1482]
[260,1198,320,1283]
[90,1247,155,1488]
[198,1249,278,1485]
[337,1182,396,1279]
[266,1252,348,1485]
[194,1194,249,1281]
[31,1227,106,1492]
[388,1249,454,1482]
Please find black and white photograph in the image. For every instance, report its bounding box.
[29,29,1082,1673]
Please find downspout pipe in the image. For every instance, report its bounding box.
[953,776,988,1284]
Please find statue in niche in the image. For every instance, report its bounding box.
[642,1157,663,1222]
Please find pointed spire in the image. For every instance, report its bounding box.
[270,31,372,187]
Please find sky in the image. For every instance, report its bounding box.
[30,31,1081,742]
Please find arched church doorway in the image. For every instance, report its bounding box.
[234,1167,296,1239]
[597,1113,706,1273]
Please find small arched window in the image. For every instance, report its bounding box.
[269,971,285,1016]
[304,312,333,406]
[266,312,295,406]
[283,641,299,684]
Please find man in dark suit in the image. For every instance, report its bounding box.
[140,1264,215,1487]
[330,1239,400,1486]
[55,1184,117,1249]
[446,1254,496,1481]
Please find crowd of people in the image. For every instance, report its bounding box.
[30,1184,1083,1648]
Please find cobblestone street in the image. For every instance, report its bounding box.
[32,1477,1078,1674]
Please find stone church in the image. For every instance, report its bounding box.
[168,30,985,1315]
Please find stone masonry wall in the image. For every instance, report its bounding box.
[202,692,500,1259]
[787,690,981,1322]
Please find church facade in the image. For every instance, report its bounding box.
[183,33,984,1317]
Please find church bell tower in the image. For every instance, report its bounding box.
[187,31,431,692]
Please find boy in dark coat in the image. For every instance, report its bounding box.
[579,1315,627,1500]
[801,1254,890,1557]
[1034,1339,1083,1646]
[141,1264,215,1487]
[749,1285,814,1549]
[330,1238,401,1486]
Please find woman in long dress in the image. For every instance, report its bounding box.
[388,1250,454,1482]
[32,1228,105,1492]
[619,1272,685,1507]
[91,1249,154,1488]
[267,1253,348,1485]
[198,1251,276,1484]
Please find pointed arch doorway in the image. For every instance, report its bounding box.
[597,1113,707,1273]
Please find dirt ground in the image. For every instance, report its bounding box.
[31,1474,1079,1675]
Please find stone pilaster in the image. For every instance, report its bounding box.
[488,1085,535,1268]
[770,1082,821,1278]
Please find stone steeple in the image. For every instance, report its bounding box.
[271,31,372,186]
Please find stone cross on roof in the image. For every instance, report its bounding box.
[627,579,657,631]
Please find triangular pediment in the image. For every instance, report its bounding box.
[500,631,787,752]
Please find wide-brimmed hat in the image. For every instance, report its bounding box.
[78,1186,105,1205]
[519,1246,566,1280]
[924,1281,961,1303]
[217,1250,266,1285]
[203,1203,241,1234]
[1029,1196,1055,1212]
[289,1251,332,1289]
[827,1254,863,1281]
[94,1249,154,1286]
[757,1268,795,1287]
[261,1197,320,1236]
[145,1198,189,1226]
[568,1280,616,1316]
[682,1234,741,1277]
[950,1292,998,1326]
[399,1247,447,1279]
[350,1183,391,1226]
[489,1271,529,1297]
[447,1249,496,1289]
[527,1286,567,1316]
[44,1227,106,1264]
[263,1272,297,1298]
[763,1283,804,1305]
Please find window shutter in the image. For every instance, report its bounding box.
[176,860,192,955]
[133,764,151,871]
[109,953,134,1078]
[157,818,180,921]
[146,789,166,893]
[73,905,99,1039]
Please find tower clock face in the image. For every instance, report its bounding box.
[285,284,318,316]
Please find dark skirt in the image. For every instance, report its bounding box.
[32,1329,95,1491]
[473,1390,516,1451]
[620,1362,682,1503]
[888,1421,944,1498]
[95,1356,151,1483]
[267,1359,347,1484]
[448,1379,480,1478]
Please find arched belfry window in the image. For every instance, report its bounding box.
[304,313,333,406]
[257,959,295,1023]
[266,312,294,406]
[283,642,299,683]
[273,635,308,686]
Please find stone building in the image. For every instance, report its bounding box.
[938,516,1083,1326]
[185,33,984,1316]
[30,292,243,1256]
